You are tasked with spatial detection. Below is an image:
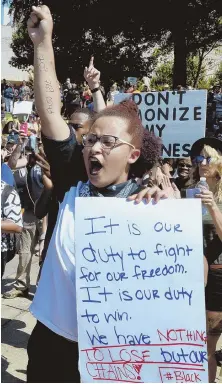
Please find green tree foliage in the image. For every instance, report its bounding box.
[211,61,222,85]
[151,54,212,89]
[4,0,222,87]
[150,62,173,90]
[186,55,208,88]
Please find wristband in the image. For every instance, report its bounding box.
[91,87,100,94]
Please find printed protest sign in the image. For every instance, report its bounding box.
[75,198,208,383]
[114,90,207,158]
[13,101,33,116]
[127,77,137,86]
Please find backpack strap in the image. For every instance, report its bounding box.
[1,184,14,212]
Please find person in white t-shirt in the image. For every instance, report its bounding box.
[106,84,119,105]
[26,6,165,383]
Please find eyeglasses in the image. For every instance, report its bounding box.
[192,155,212,164]
[69,123,83,130]
[82,133,135,150]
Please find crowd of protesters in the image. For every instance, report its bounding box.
[1,4,222,384]
[2,69,222,134]
[1,79,33,113]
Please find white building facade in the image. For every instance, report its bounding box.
[1,1,29,82]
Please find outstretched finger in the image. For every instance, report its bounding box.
[89,56,94,69]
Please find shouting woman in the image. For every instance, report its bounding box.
[26,5,164,383]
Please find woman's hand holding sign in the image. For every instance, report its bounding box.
[128,186,169,204]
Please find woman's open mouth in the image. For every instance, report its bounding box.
[89,157,103,176]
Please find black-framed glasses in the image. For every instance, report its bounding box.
[192,155,212,164]
[69,123,83,130]
[82,133,135,150]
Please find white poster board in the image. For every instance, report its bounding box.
[75,198,208,383]
[13,101,33,116]
[114,90,207,158]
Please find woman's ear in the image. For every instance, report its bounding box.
[128,149,141,164]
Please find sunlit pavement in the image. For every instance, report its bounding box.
[1,255,39,383]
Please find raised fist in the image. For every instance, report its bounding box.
[27,5,53,45]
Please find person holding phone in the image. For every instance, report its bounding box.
[19,115,29,136]
[190,137,222,383]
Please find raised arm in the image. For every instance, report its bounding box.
[84,56,106,112]
[7,138,28,170]
[27,5,69,140]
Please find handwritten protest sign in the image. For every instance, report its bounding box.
[75,198,208,383]
[13,101,33,116]
[114,90,207,158]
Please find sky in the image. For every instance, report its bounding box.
[1,0,11,25]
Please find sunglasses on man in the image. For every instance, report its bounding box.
[192,155,212,164]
